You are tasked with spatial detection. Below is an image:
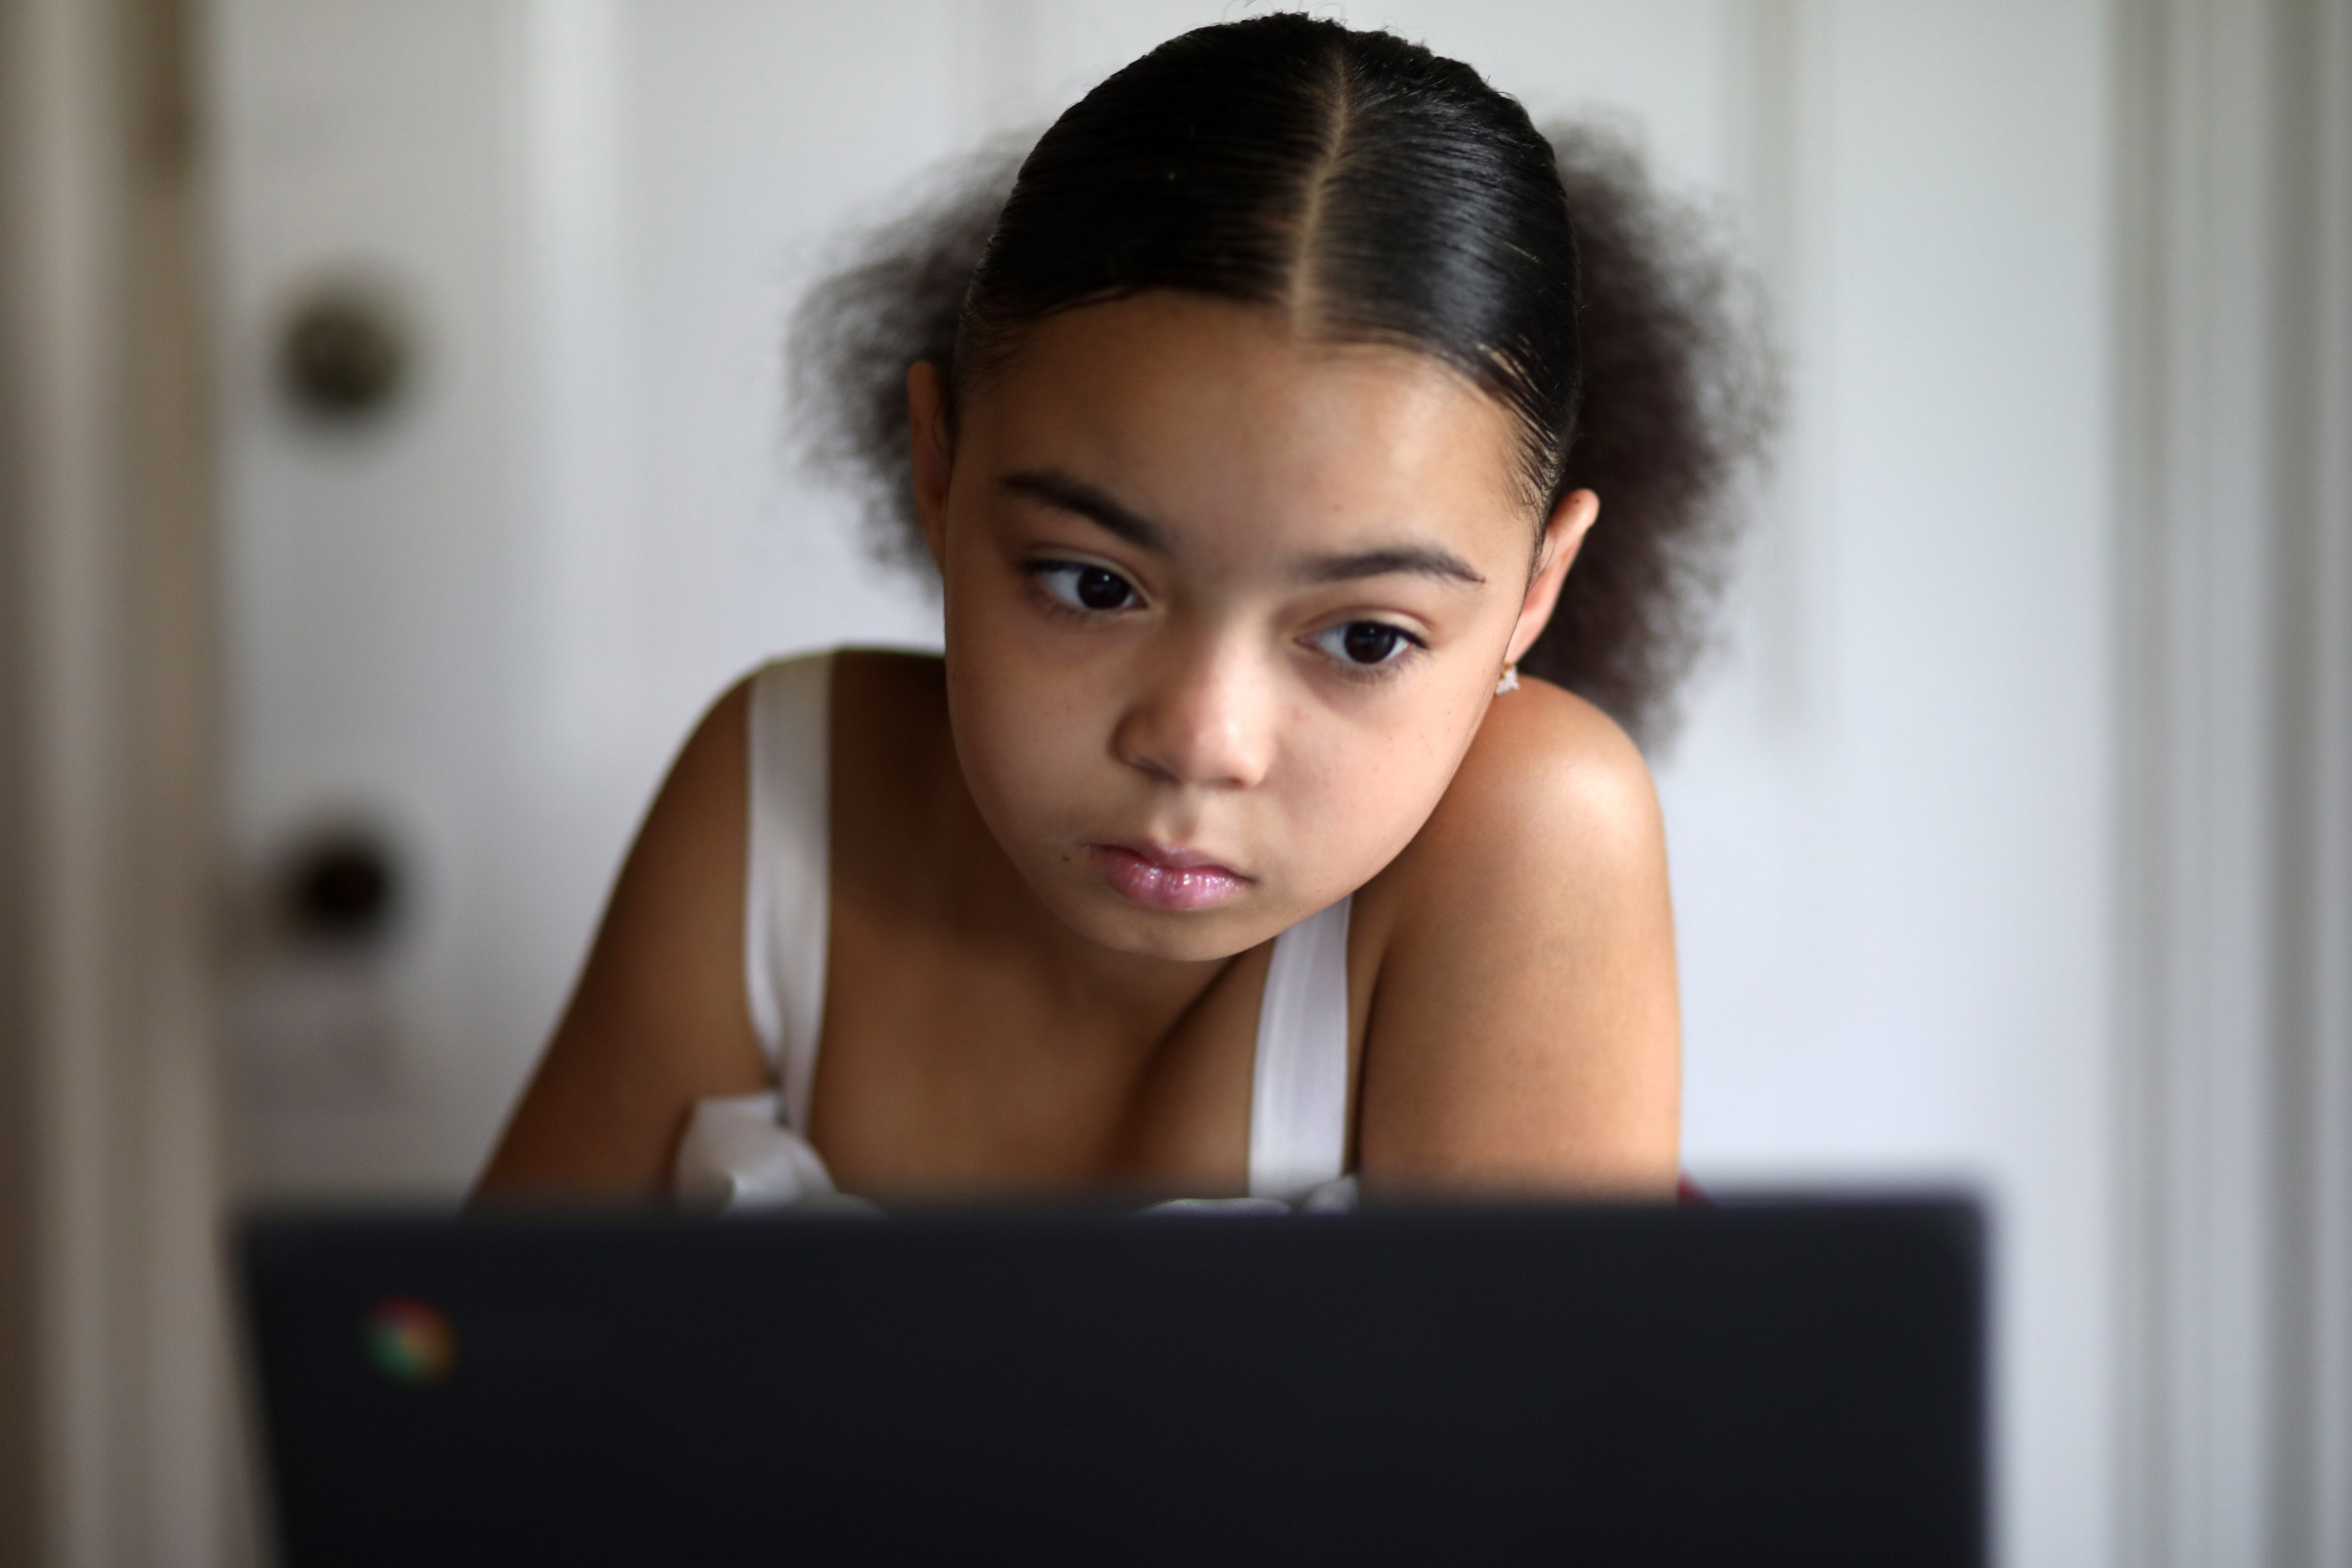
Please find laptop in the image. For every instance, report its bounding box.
[241,1197,1984,1566]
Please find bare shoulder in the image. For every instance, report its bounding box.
[840,644,947,691]
[1353,677,1679,1194]
[1403,676,1664,885]
[475,672,765,1197]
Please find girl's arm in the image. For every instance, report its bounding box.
[1355,678,1681,1195]
[474,679,771,1199]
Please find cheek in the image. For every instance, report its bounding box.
[1278,691,1482,883]
[942,581,1106,828]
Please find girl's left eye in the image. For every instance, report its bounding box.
[1032,562,1139,613]
[1310,620,1422,669]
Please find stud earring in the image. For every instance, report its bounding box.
[1496,664,1520,694]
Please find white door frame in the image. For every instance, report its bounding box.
[0,0,243,1563]
[2113,0,2352,1562]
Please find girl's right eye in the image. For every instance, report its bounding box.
[1030,561,1140,614]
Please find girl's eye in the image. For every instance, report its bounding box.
[1034,562,1139,613]
[1312,620,1421,668]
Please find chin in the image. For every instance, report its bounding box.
[1050,892,1271,964]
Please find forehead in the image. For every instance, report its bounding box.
[960,294,1532,562]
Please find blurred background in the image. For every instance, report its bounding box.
[1,1,2345,1565]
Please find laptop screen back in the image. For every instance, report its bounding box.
[242,1199,1983,1567]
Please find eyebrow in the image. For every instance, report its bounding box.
[1000,467,1486,588]
[1298,546,1486,588]
[1002,470,1170,553]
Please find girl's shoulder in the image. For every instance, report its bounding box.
[742,644,942,690]
[1360,675,1664,930]
[1348,677,1678,1190]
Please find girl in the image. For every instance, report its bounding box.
[478,15,1765,1209]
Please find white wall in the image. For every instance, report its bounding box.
[205,5,2116,1564]
[1659,10,2115,1565]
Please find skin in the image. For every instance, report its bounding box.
[479,293,1679,1202]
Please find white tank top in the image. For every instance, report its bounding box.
[674,652,1357,1212]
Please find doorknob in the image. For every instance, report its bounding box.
[279,283,411,420]
[279,825,402,949]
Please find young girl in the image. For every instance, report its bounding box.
[477,15,1764,1209]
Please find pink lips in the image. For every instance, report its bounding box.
[1088,841,1252,912]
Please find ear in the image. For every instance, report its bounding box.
[908,360,953,573]
[1505,489,1600,668]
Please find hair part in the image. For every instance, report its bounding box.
[789,18,1777,746]
[957,18,1582,514]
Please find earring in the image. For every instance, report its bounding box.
[1496,663,1520,694]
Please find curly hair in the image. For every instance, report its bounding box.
[790,21,1775,746]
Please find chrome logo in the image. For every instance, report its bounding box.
[363,1296,456,1385]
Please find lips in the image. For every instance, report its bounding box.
[1087,841,1252,912]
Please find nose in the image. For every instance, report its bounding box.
[1111,639,1278,791]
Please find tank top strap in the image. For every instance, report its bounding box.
[742,651,834,1135]
[1248,894,1353,1201]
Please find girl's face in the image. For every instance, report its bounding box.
[913,293,1591,963]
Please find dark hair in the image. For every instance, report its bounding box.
[792,15,1774,745]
